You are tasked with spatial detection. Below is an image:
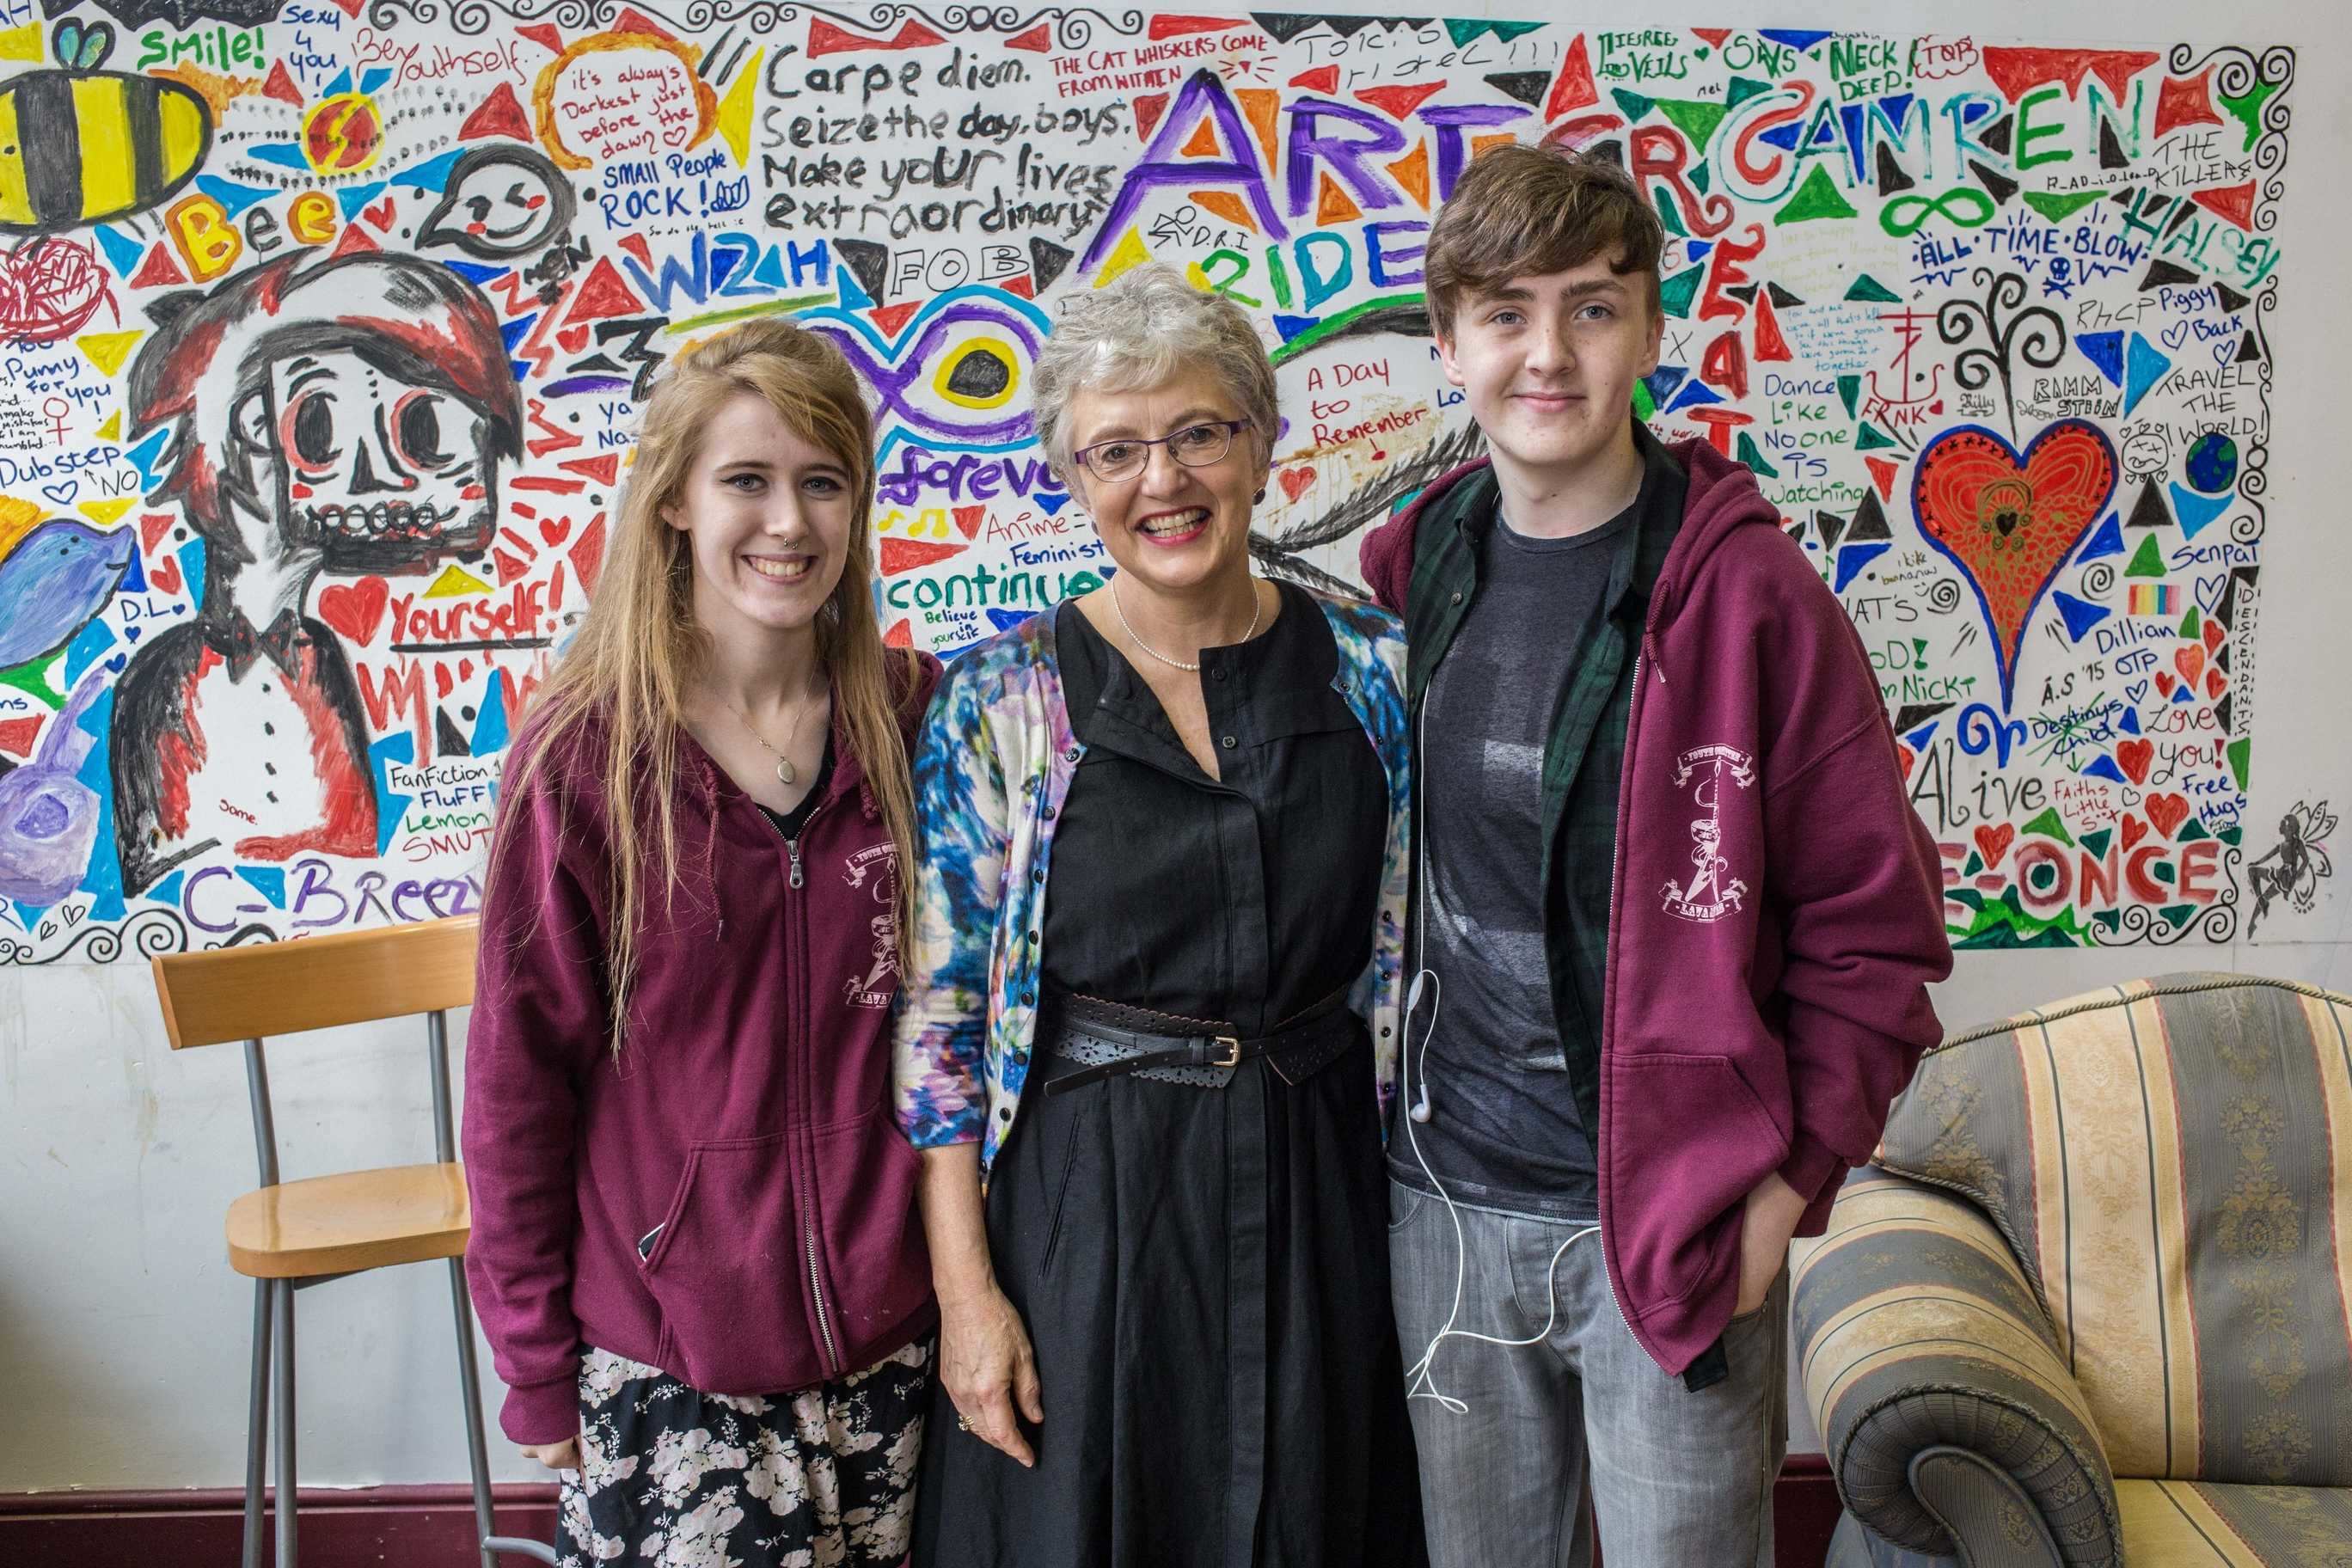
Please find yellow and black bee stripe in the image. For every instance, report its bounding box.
[0,70,211,234]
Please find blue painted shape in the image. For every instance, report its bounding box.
[0,518,136,668]
[1035,492,1072,517]
[2052,589,2112,641]
[63,616,118,686]
[1902,721,1939,750]
[2084,755,2128,783]
[2122,332,2173,417]
[835,264,874,311]
[236,866,287,909]
[1838,105,1869,183]
[336,181,389,220]
[359,67,393,95]
[2172,684,2196,704]
[2076,510,2124,561]
[2169,482,2232,538]
[1642,366,1689,407]
[1833,541,1890,593]
[2117,707,2141,735]
[148,870,185,909]
[71,685,125,919]
[13,901,46,930]
[445,261,512,287]
[125,426,173,490]
[986,608,1032,632]
[500,312,541,354]
[1758,119,1802,152]
[1760,28,1834,51]
[709,241,745,293]
[177,538,207,614]
[324,68,352,97]
[247,144,312,172]
[1272,314,1320,341]
[1878,92,1916,127]
[2076,330,2125,386]
[389,149,462,193]
[371,731,416,859]
[470,671,510,756]
[1682,241,1712,264]
[95,225,144,277]
[193,175,275,217]
[750,243,792,292]
[115,543,146,597]
[1664,377,1724,413]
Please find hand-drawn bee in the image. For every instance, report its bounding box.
[0,20,211,236]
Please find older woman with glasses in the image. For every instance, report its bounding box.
[896,263,1427,1566]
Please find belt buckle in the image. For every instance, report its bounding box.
[1210,1034,1242,1069]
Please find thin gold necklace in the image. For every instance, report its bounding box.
[1110,575,1263,673]
[721,685,826,785]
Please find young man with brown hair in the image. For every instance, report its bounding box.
[1358,144,1951,1565]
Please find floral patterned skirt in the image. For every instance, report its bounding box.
[557,1336,933,1568]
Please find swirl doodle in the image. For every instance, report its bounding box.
[1937,268,2066,443]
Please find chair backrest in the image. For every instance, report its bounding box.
[1877,972,2352,1488]
[150,916,481,1190]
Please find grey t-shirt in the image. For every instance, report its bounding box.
[1400,502,1634,1222]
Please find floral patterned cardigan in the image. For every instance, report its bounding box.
[891,591,1413,1173]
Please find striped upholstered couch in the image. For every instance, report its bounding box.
[1794,973,2352,1567]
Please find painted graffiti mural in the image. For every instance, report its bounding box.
[0,5,2297,957]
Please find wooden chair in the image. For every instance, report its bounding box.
[151,915,555,1568]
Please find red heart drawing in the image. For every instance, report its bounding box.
[364,196,398,232]
[2155,671,2176,699]
[2174,645,2205,687]
[2145,792,2190,840]
[2202,619,2225,652]
[1912,420,2118,707]
[1973,823,2016,869]
[2116,738,2153,784]
[316,576,389,644]
[2121,814,2148,850]
[539,516,572,548]
[557,326,591,354]
[1279,467,1317,503]
[2205,668,2227,700]
[149,555,183,597]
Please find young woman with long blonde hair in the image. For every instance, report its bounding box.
[463,319,940,1565]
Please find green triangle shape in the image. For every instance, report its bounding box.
[2226,738,2251,792]
[2178,817,2211,842]
[1726,76,1773,109]
[2020,806,2075,847]
[2125,533,2168,578]
[1632,380,1658,420]
[1778,163,1859,224]
[1491,20,1547,42]
[1657,99,1729,150]
[1836,374,1861,420]
[1845,273,1903,303]
[2153,860,2177,885]
[1659,263,1705,319]
[1689,159,1712,195]
[2160,903,2194,928]
[1856,422,1901,451]
[1736,430,1780,478]
[0,648,64,709]
[2220,824,2245,847]
[2179,606,2202,640]
[2020,190,2107,224]
[1963,851,1985,877]
[1612,89,1657,123]
[2080,827,2113,860]
[2220,76,2282,151]
[1653,187,1688,237]
[2092,908,2122,933]
[1444,18,1484,45]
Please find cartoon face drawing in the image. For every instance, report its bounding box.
[418,144,577,261]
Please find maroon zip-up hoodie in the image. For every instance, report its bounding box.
[463,654,941,1444]
[1362,440,1951,1375]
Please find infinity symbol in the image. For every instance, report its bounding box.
[801,289,1050,446]
[1881,187,1997,236]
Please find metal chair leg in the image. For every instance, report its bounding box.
[242,1278,273,1568]
[273,1277,298,1568]
[450,1257,502,1568]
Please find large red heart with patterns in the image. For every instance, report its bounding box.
[1912,420,2117,708]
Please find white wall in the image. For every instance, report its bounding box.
[4,0,2349,1493]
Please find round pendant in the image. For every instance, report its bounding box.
[776,758,795,785]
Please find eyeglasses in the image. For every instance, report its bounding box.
[1070,420,1250,484]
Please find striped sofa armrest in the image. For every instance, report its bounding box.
[1794,1169,2122,1568]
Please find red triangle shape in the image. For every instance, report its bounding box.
[880,536,967,575]
[952,505,986,540]
[560,454,621,486]
[131,243,187,288]
[888,21,946,50]
[1354,83,1447,121]
[0,718,42,758]
[1007,22,1051,52]
[1148,15,1233,37]
[1865,456,1901,503]
[1135,92,1171,143]
[459,83,534,143]
[869,300,922,335]
[609,7,677,41]
[569,515,608,597]
[1693,28,1732,47]
[617,233,653,268]
[884,617,913,648]
[139,511,176,554]
[2190,181,2256,230]
[1752,292,1792,362]
[1547,35,1597,120]
[1001,274,1035,299]
[493,547,532,585]
[331,222,380,259]
[1289,66,1339,94]
[261,61,304,108]
[516,22,563,54]
[563,257,642,324]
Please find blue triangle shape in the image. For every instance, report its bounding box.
[359,67,394,95]
[2169,482,2231,538]
[13,901,47,931]
[471,671,510,756]
[2084,755,2128,784]
[1272,314,1320,341]
[1760,28,1834,51]
[2051,590,2112,641]
[710,243,745,293]
[148,870,186,909]
[125,426,173,489]
[1758,120,1803,152]
[2076,510,2125,561]
[236,866,287,909]
[247,143,312,172]
[500,312,541,353]
[2076,330,2125,387]
[1903,722,1939,750]
[2122,333,2173,417]
[1643,366,1689,407]
[324,69,353,97]
[751,243,792,292]
[2172,684,2196,704]
[95,225,144,276]
[444,260,512,287]
[371,732,415,858]
[193,175,275,217]
[2118,707,2141,735]
[986,608,1033,632]
[1682,241,1712,264]
[177,538,206,613]
[118,545,147,596]
[389,149,462,194]
[64,615,119,684]
[1665,377,1724,413]
[1877,92,1915,127]
[836,265,874,311]
[1833,540,1891,592]
[336,181,389,220]
[1035,491,1071,516]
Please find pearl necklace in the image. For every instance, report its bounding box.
[1110,575,1263,673]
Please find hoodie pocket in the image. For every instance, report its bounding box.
[808,1110,933,1350]
[637,1133,799,1392]
[1611,1053,1790,1308]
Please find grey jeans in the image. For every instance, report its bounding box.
[1387,1179,1788,1568]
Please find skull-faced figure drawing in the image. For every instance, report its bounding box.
[110,252,522,893]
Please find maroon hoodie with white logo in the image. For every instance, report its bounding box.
[1362,439,1951,1375]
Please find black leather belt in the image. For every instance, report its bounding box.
[1041,989,1358,1095]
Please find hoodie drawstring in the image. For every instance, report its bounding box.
[1643,625,1668,684]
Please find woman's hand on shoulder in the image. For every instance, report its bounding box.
[936,1280,1044,1467]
